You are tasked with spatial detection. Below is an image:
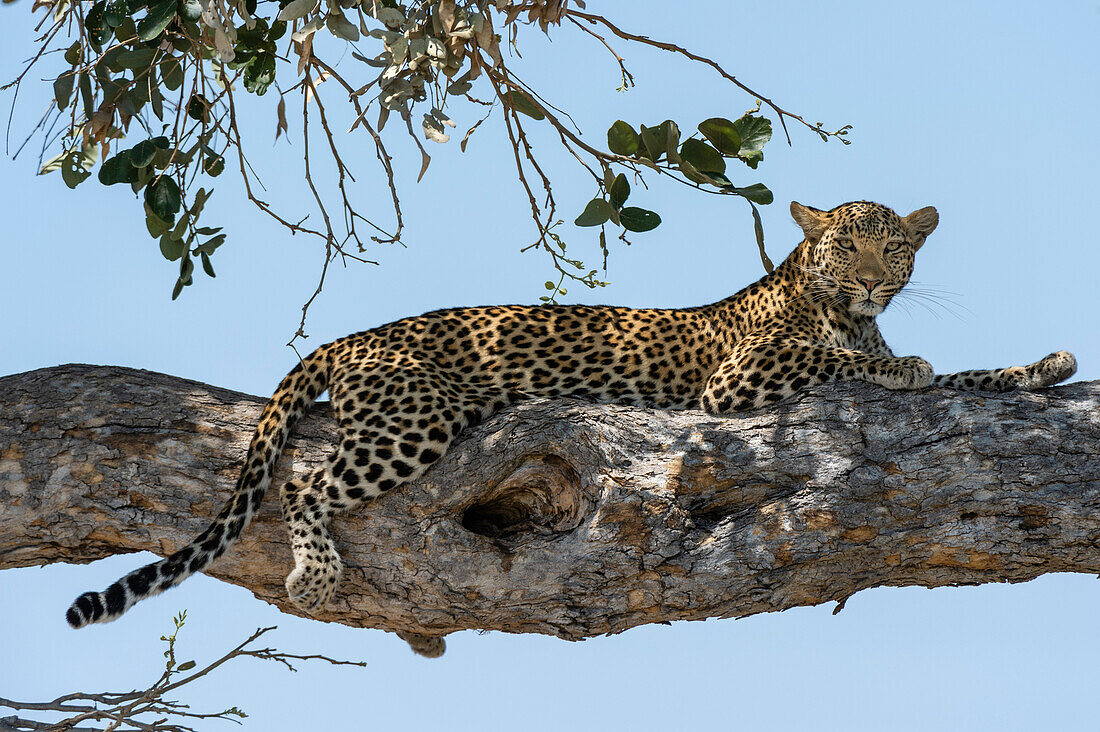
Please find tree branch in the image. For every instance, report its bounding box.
[2,365,1098,645]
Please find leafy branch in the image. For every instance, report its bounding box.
[3,0,849,337]
[0,611,366,732]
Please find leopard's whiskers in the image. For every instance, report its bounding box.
[894,280,971,321]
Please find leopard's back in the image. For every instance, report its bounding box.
[338,303,728,410]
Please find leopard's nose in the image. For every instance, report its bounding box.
[857,277,881,293]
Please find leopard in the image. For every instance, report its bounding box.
[65,199,1076,656]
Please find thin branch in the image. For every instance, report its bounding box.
[289,75,337,348]
[565,14,634,91]
[0,616,364,732]
[310,56,403,245]
[566,9,852,145]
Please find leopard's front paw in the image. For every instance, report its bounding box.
[1022,350,1077,389]
[885,356,934,390]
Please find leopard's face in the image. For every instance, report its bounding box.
[792,200,939,317]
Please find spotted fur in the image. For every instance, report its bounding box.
[66,200,1076,650]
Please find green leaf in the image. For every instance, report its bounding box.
[61,149,92,188]
[98,153,138,185]
[177,660,197,671]
[619,207,661,233]
[749,201,774,273]
[606,120,639,156]
[113,16,137,42]
[104,0,127,27]
[186,93,209,122]
[200,251,216,277]
[64,41,81,66]
[160,234,185,260]
[137,0,177,41]
[53,72,75,110]
[191,186,211,216]
[697,117,741,156]
[731,114,772,169]
[574,198,613,227]
[117,47,158,70]
[146,205,171,237]
[84,2,114,48]
[235,18,271,48]
[171,278,185,300]
[152,147,174,169]
[78,73,93,117]
[609,173,629,209]
[178,0,201,22]
[128,139,157,168]
[276,0,316,22]
[639,124,664,162]
[659,120,680,162]
[679,138,725,175]
[145,175,182,221]
[195,233,226,254]
[601,166,615,191]
[168,211,188,240]
[150,80,164,120]
[504,90,544,120]
[100,45,127,73]
[100,78,127,106]
[203,153,225,177]
[160,56,183,90]
[731,182,773,205]
[130,164,153,193]
[676,158,711,186]
[127,76,150,112]
[447,79,472,95]
[243,53,276,95]
[175,23,197,49]
[326,10,359,41]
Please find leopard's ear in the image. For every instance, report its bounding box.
[902,206,939,249]
[790,201,828,241]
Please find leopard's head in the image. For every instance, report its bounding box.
[790,200,939,316]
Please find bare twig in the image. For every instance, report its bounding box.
[0,613,364,732]
[565,9,852,145]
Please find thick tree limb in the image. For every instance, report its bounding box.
[2,365,1098,643]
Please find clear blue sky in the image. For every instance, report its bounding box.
[2,2,1099,730]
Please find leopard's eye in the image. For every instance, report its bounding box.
[885,240,904,253]
[835,237,856,252]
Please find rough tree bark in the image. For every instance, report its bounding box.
[2,364,1098,647]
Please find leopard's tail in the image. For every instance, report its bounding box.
[65,345,333,629]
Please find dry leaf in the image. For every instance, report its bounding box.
[275,96,288,141]
[417,148,430,183]
[438,0,456,32]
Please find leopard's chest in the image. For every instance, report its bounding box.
[812,314,870,352]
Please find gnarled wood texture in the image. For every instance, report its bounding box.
[2,364,1098,645]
